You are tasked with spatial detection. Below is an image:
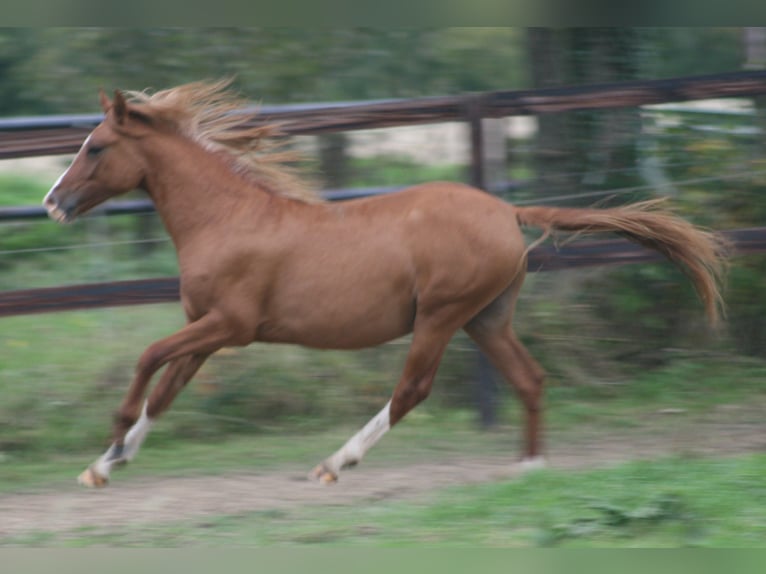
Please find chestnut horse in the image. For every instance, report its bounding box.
[43,81,728,488]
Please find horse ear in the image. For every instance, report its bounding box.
[99,88,111,113]
[113,89,128,125]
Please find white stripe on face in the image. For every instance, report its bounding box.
[43,134,93,220]
[43,168,69,208]
[43,134,92,197]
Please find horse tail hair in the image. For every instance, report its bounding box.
[514,199,730,326]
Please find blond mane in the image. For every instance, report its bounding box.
[125,80,322,204]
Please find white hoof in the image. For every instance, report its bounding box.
[309,463,339,485]
[77,466,109,488]
[518,456,547,472]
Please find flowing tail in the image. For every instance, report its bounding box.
[514,199,730,325]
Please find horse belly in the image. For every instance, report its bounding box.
[260,259,416,350]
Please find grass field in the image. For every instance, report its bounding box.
[179,453,765,548]
[1,340,765,547]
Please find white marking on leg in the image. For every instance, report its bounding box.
[91,401,153,479]
[45,136,90,197]
[323,401,391,475]
[122,401,153,460]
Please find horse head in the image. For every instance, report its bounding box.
[43,89,153,223]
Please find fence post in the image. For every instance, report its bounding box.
[467,95,486,190]
[466,95,499,429]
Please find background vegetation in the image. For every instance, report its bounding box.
[0,28,765,547]
[1,26,764,445]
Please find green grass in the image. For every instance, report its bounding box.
[0,407,504,494]
[256,454,766,548]
[0,173,51,206]
[4,453,766,547]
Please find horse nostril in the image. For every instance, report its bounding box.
[43,190,57,208]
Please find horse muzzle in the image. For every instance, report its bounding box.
[43,189,77,223]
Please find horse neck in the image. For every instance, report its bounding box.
[140,135,271,246]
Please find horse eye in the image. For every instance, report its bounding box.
[87,145,105,157]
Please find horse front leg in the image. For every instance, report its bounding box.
[78,354,209,487]
[310,320,453,484]
[78,314,231,487]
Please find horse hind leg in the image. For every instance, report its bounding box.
[464,292,547,468]
[310,319,453,484]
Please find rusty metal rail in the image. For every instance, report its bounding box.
[3,70,766,318]
[3,70,766,159]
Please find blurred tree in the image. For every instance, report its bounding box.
[521,28,765,375]
[641,28,743,79]
[7,28,526,189]
[0,29,43,115]
[7,28,525,115]
[526,28,643,203]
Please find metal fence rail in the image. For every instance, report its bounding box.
[3,70,766,159]
[3,70,766,318]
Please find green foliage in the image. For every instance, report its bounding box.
[1,28,527,116]
[0,174,50,205]
[726,256,766,355]
[0,29,43,114]
[641,28,744,79]
[346,156,465,188]
[602,104,766,359]
[1,28,764,471]
[585,263,705,360]
[0,27,747,120]
[536,493,696,546]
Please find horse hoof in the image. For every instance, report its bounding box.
[309,464,338,485]
[77,466,109,488]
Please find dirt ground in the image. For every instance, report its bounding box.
[1,411,764,538]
